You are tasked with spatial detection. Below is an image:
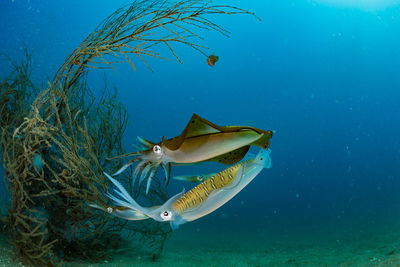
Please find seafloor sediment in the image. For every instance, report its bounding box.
[1,225,400,267]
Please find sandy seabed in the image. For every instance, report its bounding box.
[1,226,400,267]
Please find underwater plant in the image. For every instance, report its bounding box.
[0,188,10,234]
[0,0,258,266]
[0,50,129,266]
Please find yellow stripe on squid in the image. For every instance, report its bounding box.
[172,162,243,213]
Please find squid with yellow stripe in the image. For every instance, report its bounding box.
[102,149,272,229]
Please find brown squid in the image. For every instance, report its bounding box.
[110,114,273,194]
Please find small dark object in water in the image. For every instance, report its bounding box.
[388,250,395,256]
[152,254,157,262]
[286,259,296,263]
[207,54,219,66]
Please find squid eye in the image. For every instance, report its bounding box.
[153,145,162,155]
[160,210,172,221]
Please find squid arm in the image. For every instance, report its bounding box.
[88,203,149,220]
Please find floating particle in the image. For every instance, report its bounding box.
[207,54,219,66]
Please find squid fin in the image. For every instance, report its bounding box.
[162,114,273,151]
[183,114,221,138]
[162,114,220,150]
[208,146,250,165]
[250,131,274,150]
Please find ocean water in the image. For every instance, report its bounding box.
[1,0,400,266]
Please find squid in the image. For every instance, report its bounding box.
[172,172,217,183]
[110,113,273,194]
[104,149,272,229]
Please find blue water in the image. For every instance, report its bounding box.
[1,0,400,264]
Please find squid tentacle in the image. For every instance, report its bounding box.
[144,164,160,195]
[105,172,137,205]
[139,163,154,186]
[161,163,171,186]
[145,176,153,195]
[113,157,139,176]
[107,151,141,161]
[132,160,149,186]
